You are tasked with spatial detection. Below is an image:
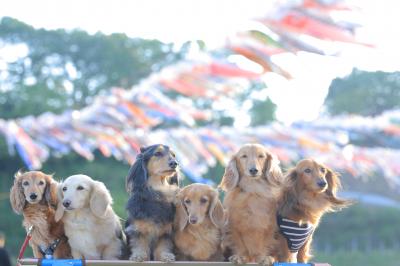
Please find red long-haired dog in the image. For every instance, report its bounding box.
[174,183,226,261]
[272,159,351,263]
[219,144,283,265]
[10,170,71,258]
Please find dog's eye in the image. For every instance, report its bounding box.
[184,199,191,204]
[22,181,29,186]
[38,181,44,185]
[200,198,208,204]
[62,187,67,191]
[77,186,84,190]
[258,154,265,159]
[320,167,326,173]
[240,155,247,159]
[304,168,312,174]
[154,151,163,157]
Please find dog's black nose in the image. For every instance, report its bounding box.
[63,200,71,208]
[169,160,178,169]
[249,168,258,175]
[189,216,198,224]
[317,180,327,188]
[30,193,37,200]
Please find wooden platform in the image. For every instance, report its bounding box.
[19,258,331,266]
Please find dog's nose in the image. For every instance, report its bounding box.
[189,216,198,224]
[168,160,178,169]
[249,167,258,175]
[63,200,71,208]
[317,180,327,188]
[29,193,37,200]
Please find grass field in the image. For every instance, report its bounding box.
[314,249,399,266]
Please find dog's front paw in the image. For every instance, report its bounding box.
[257,256,273,266]
[159,252,175,262]
[129,251,149,262]
[229,254,246,265]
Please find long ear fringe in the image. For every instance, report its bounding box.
[90,181,112,218]
[10,174,26,214]
[44,175,58,207]
[54,182,65,222]
[126,155,148,194]
[323,168,353,211]
[279,168,298,216]
[218,157,239,191]
[209,190,226,228]
[175,199,188,231]
[264,153,283,185]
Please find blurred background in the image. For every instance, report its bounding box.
[1,0,400,265]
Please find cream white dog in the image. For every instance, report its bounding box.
[55,174,124,260]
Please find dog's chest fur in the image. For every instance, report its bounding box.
[174,220,220,260]
[63,209,118,252]
[23,204,57,246]
[126,187,177,225]
[226,187,278,231]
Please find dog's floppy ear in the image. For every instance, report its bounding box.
[90,181,112,218]
[175,192,188,231]
[325,168,351,209]
[263,152,283,185]
[280,167,298,214]
[10,171,26,214]
[285,167,297,182]
[209,190,225,228]
[126,153,148,193]
[54,182,65,222]
[44,175,58,208]
[219,157,239,191]
[325,168,340,196]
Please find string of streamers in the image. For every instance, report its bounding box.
[1,108,399,188]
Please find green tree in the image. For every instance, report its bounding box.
[0,17,184,118]
[325,68,400,116]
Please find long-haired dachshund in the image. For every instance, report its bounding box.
[219,144,283,266]
[55,174,124,259]
[10,170,71,258]
[125,144,179,262]
[174,183,226,261]
[273,159,351,263]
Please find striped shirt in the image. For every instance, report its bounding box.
[277,215,314,253]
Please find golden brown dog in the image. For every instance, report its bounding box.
[174,183,226,261]
[125,144,180,262]
[10,170,71,258]
[272,159,351,263]
[219,144,283,265]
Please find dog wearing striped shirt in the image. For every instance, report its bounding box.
[272,159,351,263]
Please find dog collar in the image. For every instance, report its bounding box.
[277,215,314,253]
[38,237,64,259]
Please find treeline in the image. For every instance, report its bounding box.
[0,17,186,118]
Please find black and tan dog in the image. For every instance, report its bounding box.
[125,144,179,262]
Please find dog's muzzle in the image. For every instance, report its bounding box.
[169,160,178,169]
[63,199,72,208]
